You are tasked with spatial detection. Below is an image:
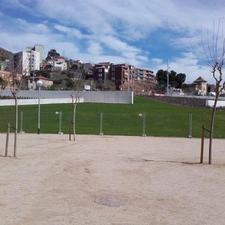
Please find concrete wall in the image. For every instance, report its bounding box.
[0,90,133,104]
[206,100,225,108]
[149,95,225,108]
[149,96,207,108]
[0,98,84,106]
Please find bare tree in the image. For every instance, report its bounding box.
[9,54,27,157]
[70,71,84,141]
[202,21,225,164]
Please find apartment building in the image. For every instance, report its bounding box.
[83,63,94,79]
[33,45,45,64]
[93,62,111,83]
[110,64,134,90]
[93,62,156,91]
[134,68,155,81]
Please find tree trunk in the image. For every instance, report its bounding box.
[208,84,219,164]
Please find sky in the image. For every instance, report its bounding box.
[0,0,225,83]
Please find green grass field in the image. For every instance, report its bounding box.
[0,96,225,138]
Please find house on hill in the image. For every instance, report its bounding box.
[193,76,207,96]
[27,76,53,90]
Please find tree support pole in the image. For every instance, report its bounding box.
[14,96,18,158]
[200,125,205,164]
[5,123,10,157]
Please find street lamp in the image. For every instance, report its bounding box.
[167,71,170,95]
[166,60,170,96]
[55,111,63,135]
[36,80,43,134]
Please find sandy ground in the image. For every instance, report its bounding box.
[0,134,225,225]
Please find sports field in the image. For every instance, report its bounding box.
[0,134,225,225]
[0,96,225,137]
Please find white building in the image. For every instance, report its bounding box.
[14,47,40,76]
[53,57,67,71]
[46,56,67,71]
[22,47,40,75]
[33,45,45,63]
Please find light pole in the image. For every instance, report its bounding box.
[188,112,192,138]
[138,113,146,137]
[166,60,170,96]
[99,112,104,135]
[167,71,169,95]
[55,111,63,135]
[36,80,43,134]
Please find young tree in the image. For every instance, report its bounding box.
[9,55,27,157]
[10,68,19,157]
[69,72,84,141]
[202,21,225,164]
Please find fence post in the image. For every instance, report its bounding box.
[188,112,192,138]
[59,111,62,135]
[99,112,103,135]
[200,125,205,164]
[5,123,10,157]
[142,113,146,137]
[69,124,72,141]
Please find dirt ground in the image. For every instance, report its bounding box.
[0,134,225,225]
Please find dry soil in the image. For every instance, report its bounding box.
[0,134,225,225]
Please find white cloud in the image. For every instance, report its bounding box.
[16,18,50,33]
[54,24,88,40]
[35,0,225,35]
[87,41,103,56]
[99,35,147,64]
[151,52,212,83]
[1,0,225,82]
[151,58,164,65]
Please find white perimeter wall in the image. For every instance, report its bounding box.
[0,91,133,104]
[206,100,225,108]
[0,98,84,106]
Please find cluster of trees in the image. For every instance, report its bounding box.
[156,69,186,91]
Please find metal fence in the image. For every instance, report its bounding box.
[1,109,222,138]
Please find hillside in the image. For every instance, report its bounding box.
[0,47,13,61]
